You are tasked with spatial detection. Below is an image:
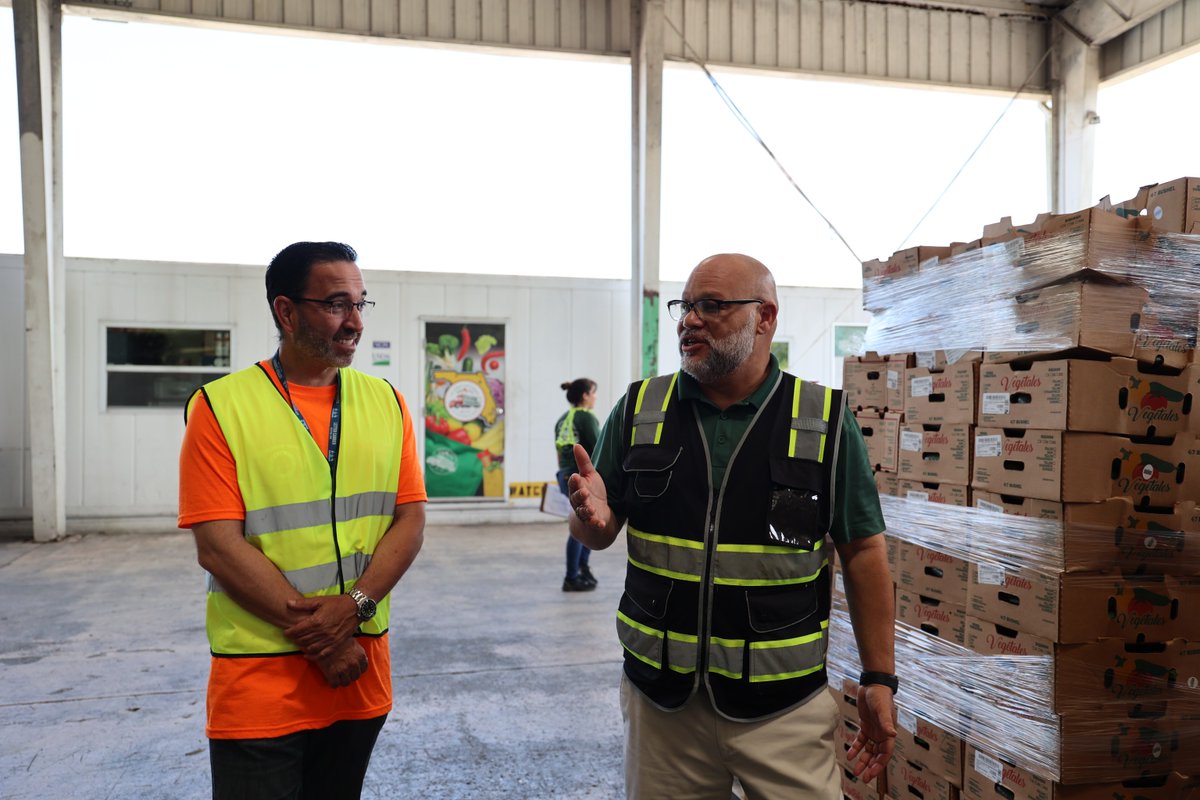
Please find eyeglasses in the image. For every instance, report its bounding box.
[667,298,763,321]
[291,297,375,317]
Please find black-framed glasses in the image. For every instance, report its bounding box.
[667,298,763,321]
[290,297,375,318]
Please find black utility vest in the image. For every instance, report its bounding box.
[616,370,845,720]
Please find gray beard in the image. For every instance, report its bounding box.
[295,314,355,368]
[680,313,757,384]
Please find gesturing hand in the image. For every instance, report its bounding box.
[569,444,611,530]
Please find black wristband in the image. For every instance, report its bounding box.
[859,670,899,694]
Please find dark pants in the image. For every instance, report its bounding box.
[209,714,387,800]
[558,468,591,578]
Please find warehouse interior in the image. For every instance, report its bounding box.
[5,0,1200,797]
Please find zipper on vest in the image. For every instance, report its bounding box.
[696,504,718,681]
[330,379,347,598]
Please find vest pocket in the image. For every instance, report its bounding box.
[624,566,673,620]
[745,583,818,633]
[624,445,682,499]
[766,487,821,549]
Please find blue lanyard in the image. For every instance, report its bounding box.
[271,352,341,471]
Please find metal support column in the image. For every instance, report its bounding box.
[13,0,66,541]
[1049,21,1100,213]
[631,0,664,380]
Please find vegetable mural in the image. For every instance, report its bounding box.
[422,321,506,498]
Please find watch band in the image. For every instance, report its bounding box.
[859,670,900,694]
[349,588,377,621]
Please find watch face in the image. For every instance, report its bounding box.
[359,597,377,620]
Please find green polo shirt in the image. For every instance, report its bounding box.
[591,355,885,544]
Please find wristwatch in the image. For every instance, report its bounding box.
[859,670,900,694]
[349,588,377,622]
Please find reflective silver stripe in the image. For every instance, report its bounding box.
[616,611,699,674]
[667,630,699,674]
[207,552,371,596]
[791,381,830,461]
[627,527,706,582]
[244,491,395,537]
[791,417,828,434]
[747,625,828,683]
[335,492,396,526]
[708,635,745,680]
[631,374,676,447]
[711,545,828,586]
[617,610,664,669]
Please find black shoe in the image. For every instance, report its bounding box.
[579,565,597,587]
[562,575,595,592]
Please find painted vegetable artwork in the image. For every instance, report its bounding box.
[423,322,506,498]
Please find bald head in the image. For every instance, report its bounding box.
[677,254,780,402]
[685,253,779,337]
[691,252,777,298]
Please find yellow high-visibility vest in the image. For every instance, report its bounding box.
[190,364,403,656]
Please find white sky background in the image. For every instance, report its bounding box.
[0,10,1197,287]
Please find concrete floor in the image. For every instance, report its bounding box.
[0,521,628,799]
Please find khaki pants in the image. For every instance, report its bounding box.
[621,675,841,800]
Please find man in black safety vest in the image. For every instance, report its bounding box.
[567,253,896,799]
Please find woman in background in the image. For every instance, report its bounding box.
[555,378,599,592]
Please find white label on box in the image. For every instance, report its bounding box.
[898,708,918,734]
[944,348,970,365]
[975,434,1002,458]
[916,351,936,369]
[977,564,1006,585]
[901,431,924,452]
[976,499,1005,514]
[982,392,1011,415]
[974,750,1005,784]
[911,376,933,398]
[906,490,930,503]
[887,370,899,390]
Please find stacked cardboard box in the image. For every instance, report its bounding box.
[833,177,1200,797]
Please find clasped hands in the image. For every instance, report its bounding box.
[284,594,366,688]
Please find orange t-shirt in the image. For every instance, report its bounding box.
[178,362,426,739]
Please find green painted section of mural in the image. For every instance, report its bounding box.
[642,294,659,378]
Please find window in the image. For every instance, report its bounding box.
[105,326,230,408]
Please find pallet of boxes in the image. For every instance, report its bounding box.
[833,177,1200,800]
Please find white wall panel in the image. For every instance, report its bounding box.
[0,256,27,516]
[5,254,873,524]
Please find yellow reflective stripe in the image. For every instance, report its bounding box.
[630,527,705,551]
[789,379,802,457]
[631,379,652,446]
[667,630,699,674]
[716,541,824,555]
[749,624,828,650]
[710,546,825,585]
[628,555,703,583]
[713,575,822,587]
[616,610,664,669]
[652,373,678,445]
[750,663,825,683]
[747,621,829,682]
[819,386,832,463]
[708,635,746,679]
[618,609,662,638]
[627,527,706,580]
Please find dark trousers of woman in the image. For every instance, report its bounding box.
[209,714,387,800]
[557,468,591,578]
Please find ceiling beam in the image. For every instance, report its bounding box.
[1056,0,1183,45]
